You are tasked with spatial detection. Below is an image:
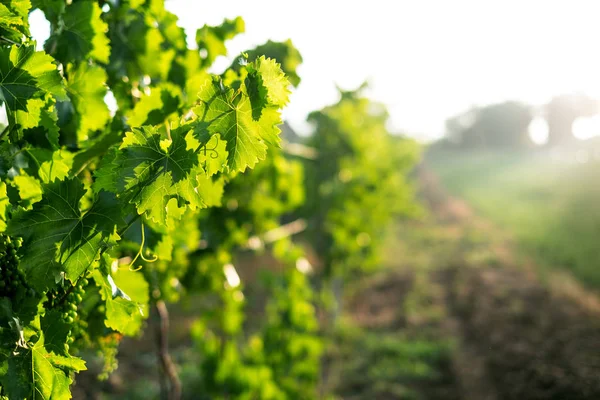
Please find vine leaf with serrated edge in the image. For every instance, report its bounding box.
[0,298,86,400]
[44,0,110,64]
[0,44,66,114]
[0,0,31,44]
[66,63,111,142]
[93,124,206,224]
[193,57,289,172]
[92,254,149,336]
[6,178,124,292]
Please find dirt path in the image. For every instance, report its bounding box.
[330,165,600,400]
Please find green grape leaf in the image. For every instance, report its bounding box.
[193,73,285,172]
[119,125,197,185]
[195,174,225,207]
[44,351,86,371]
[92,147,118,193]
[45,0,110,64]
[6,179,124,291]
[31,0,64,24]
[244,62,268,120]
[71,130,121,176]
[11,174,42,206]
[194,79,264,172]
[170,170,204,212]
[125,83,181,128]
[94,125,206,223]
[247,56,290,108]
[5,0,30,19]
[0,0,31,43]
[66,63,110,141]
[25,148,73,183]
[14,95,59,149]
[137,172,172,223]
[234,39,303,87]
[138,29,176,80]
[253,106,284,148]
[198,133,228,175]
[2,353,32,400]
[92,264,149,336]
[40,310,70,356]
[0,44,66,113]
[37,150,73,183]
[0,298,17,362]
[1,313,85,400]
[129,0,145,8]
[112,267,150,318]
[15,338,84,399]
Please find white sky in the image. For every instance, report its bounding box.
[29,1,600,142]
[165,0,600,141]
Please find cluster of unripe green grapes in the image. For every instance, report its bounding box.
[46,278,88,351]
[0,234,26,297]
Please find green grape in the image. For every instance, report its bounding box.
[0,234,27,298]
[44,275,89,352]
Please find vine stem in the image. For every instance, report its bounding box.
[0,36,20,46]
[0,124,10,142]
[281,141,318,160]
[154,300,181,400]
[244,218,308,250]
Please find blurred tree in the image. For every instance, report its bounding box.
[545,94,599,146]
[444,107,478,145]
[444,101,533,148]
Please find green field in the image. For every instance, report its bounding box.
[426,147,600,289]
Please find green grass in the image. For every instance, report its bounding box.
[332,326,456,400]
[426,147,600,289]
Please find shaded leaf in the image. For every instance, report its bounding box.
[7,179,124,291]
[0,44,66,113]
[92,259,148,336]
[45,0,110,64]
[66,63,111,141]
[0,0,31,44]
[125,83,181,128]
[13,94,59,149]
[94,125,206,223]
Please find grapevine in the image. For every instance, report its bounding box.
[0,1,419,399]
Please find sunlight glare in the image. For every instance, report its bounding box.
[29,9,50,50]
[573,115,600,140]
[104,90,118,117]
[528,116,549,146]
[223,264,241,288]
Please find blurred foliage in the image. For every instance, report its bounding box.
[196,16,245,68]
[231,39,303,87]
[444,95,600,149]
[303,86,420,277]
